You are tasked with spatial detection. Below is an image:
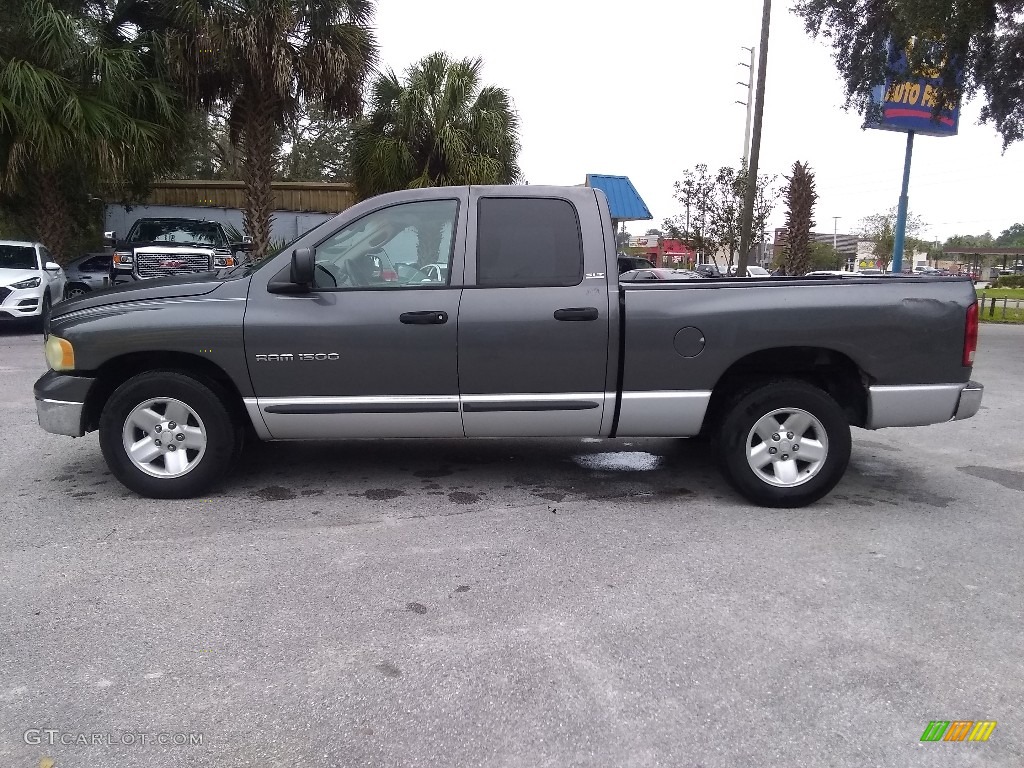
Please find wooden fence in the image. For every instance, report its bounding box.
[123,180,358,214]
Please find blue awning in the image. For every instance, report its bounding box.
[585,174,652,221]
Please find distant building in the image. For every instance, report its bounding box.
[626,236,696,268]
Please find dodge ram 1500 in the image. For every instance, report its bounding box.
[35,185,983,507]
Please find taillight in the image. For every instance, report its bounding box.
[963,301,978,366]
[381,269,398,282]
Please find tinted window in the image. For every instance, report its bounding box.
[477,198,583,287]
[0,245,37,270]
[83,255,110,272]
[128,220,227,247]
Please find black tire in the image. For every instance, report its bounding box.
[99,371,239,498]
[715,378,851,508]
[64,284,89,300]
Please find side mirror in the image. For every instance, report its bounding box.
[103,231,116,248]
[44,261,61,271]
[290,247,315,287]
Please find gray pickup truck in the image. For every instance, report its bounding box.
[34,185,982,507]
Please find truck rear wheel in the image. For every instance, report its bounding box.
[99,371,238,498]
[715,379,851,508]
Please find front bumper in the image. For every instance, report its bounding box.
[0,284,45,318]
[36,398,86,437]
[33,370,96,437]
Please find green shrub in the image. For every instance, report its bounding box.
[994,274,1024,288]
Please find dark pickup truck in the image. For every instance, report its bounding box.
[35,186,982,507]
[109,217,245,284]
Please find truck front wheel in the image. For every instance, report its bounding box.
[99,371,238,498]
[716,379,851,508]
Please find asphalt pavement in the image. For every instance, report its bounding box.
[1,320,1022,768]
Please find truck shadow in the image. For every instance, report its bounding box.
[232,436,731,505]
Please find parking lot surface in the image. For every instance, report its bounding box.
[1,321,1022,767]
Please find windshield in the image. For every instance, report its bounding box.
[0,245,38,270]
[128,220,227,248]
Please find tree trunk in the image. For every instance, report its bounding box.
[240,101,277,261]
[34,170,75,265]
[416,223,444,267]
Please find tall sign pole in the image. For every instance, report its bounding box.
[866,40,961,273]
[891,131,915,272]
[736,0,771,277]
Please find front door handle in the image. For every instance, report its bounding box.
[553,307,599,321]
[400,310,448,325]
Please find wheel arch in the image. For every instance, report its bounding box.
[83,351,248,434]
[706,346,870,431]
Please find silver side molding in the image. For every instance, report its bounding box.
[866,383,969,429]
[615,390,712,437]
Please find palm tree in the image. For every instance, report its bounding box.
[153,0,378,260]
[0,0,183,262]
[781,161,817,276]
[350,52,522,201]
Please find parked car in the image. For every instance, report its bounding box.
[0,240,66,323]
[64,252,113,298]
[619,268,705,282]
[108,218,248,285]
[727,265,771,277]
[35,185,983,508]
[693,263,723,278]
[617,255,655,274]
[805,270,856,278]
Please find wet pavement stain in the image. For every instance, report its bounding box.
[300,489,323,497]
[406,602,427,614]
[253,486,296,501]
[957,465,1024,491]
[375,661,402,678]
[70,491,96,498]
[448,491,480,504]
[364,489,404,501]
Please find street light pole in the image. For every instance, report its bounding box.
[736,0,771,277]
[737,46,755,165]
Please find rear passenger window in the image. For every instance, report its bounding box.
[476,198,583,287]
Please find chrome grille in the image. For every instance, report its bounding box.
[136,252,213,279]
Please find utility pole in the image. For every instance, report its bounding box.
[832,216,840,250]
[736,46,755,165]
[736,0,771,277]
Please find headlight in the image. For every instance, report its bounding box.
[113,251,133,265]
[214,256,235,268]
[44,335,75,371]
[11,276,41,289]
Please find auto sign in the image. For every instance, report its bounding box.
[160,260,186,269]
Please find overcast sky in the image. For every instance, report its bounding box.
[375,0,1024,243]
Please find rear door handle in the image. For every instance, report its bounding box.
[400,311,448,325]
[553,307,599,321]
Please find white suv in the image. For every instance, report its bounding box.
[0,240,66,322]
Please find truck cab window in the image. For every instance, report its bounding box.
[476,198,583,287]
[313,200,458,289]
